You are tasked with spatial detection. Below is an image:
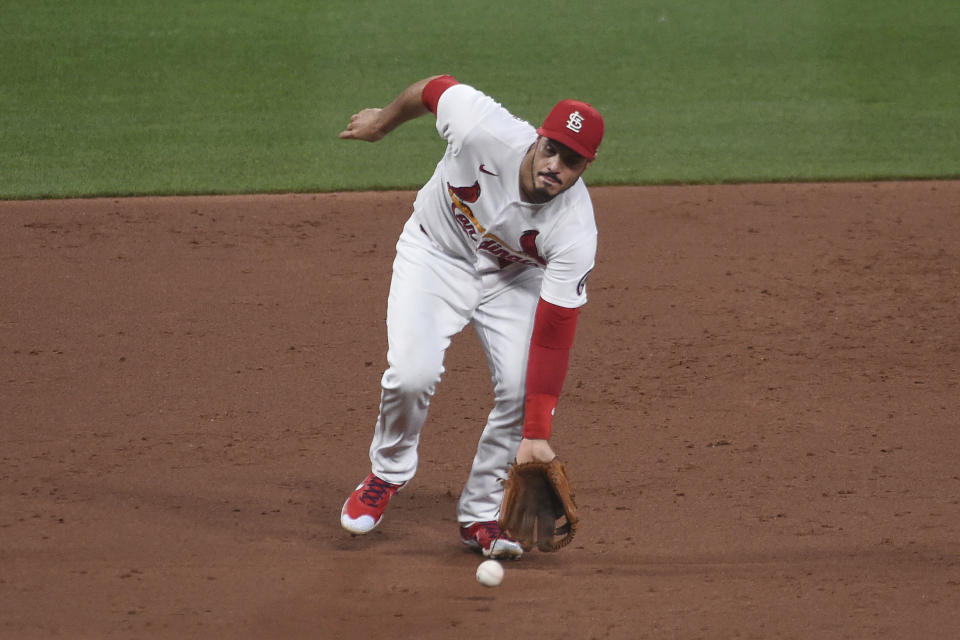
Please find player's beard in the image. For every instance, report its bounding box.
[525,144,561,204]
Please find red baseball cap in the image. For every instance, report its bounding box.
[536,99,604,160]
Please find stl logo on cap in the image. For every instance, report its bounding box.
[565,111,584,133]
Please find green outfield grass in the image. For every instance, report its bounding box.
[2,0,958,198]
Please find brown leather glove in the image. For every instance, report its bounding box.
[498,458,579,552]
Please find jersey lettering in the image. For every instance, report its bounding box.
[453,212,479,240]
[479,237,541,268]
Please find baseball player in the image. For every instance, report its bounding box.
[338,75,604,559]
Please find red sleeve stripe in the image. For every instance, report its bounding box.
[421,75,459,114]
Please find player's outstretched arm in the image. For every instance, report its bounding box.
[516,299,580,464]
[338,76,442,142]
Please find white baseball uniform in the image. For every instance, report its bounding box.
[367,82,597,525]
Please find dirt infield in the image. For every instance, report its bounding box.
[2,182,958,639]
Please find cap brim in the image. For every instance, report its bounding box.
[536,127,596,160]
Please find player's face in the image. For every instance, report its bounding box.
[524,137,592,203]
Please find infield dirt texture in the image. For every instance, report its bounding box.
[2,181,958,639]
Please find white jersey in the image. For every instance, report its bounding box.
[411,83,597,309]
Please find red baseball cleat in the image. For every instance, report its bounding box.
[340,473,405,534]
[460,521,523,559]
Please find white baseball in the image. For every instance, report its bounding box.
[476,559,504,587]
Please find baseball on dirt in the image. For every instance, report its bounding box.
[476,559,504,587]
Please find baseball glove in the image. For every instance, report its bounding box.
[498,458,579,552]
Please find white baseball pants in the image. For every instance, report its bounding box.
[368,217,541,525]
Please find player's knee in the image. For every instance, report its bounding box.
[494,372,525,404]
[495,390,524,411]
[382,359,442,396]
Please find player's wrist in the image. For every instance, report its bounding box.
[522,392,557,440]
[516,438,556,464]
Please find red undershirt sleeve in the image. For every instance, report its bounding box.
[421,75,459,114]
[523,298,580,440]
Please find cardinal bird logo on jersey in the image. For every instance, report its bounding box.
[449,181,481,204]
[448,181,482,241]
[519,230,545,265]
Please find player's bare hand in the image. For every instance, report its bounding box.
[338,108,387,142]
[515,438,556,464]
